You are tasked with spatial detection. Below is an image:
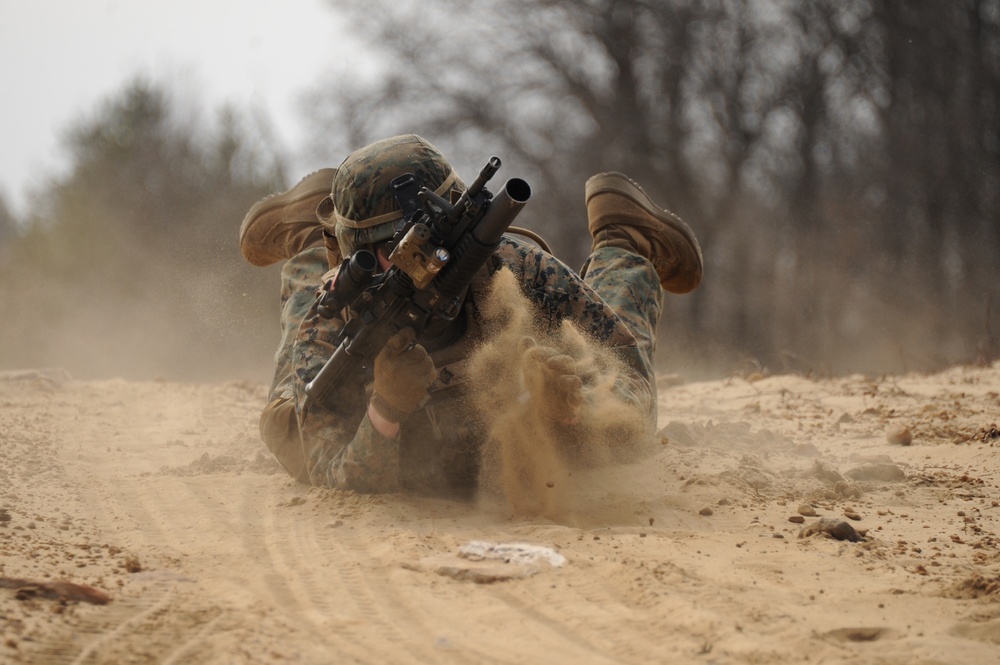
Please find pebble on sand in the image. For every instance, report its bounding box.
[798,504,817,517]
[886,425,913,446]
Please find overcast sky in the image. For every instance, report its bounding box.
[0,0,356,216]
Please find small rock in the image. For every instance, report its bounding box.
[123,556,142,573]
[799,518,865,542]
[834,481,862,499]
[886,426,913,446]
[845,463,906,482]
[844,511,862,521]
[0,509,11,523]
[699,507,714,516]
[812,461,845,484]
[788,515,806,524]
[798,504,818,517]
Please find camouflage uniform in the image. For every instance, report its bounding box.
[255,134,681,495]
[262,238,661,494]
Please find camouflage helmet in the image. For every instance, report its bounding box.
[332,134,465,256]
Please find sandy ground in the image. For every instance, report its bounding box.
[1,363,999,664]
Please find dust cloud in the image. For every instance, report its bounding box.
[0,236,282,383]
[466,268,654,521]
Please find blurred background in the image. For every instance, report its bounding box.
[1,0,997,383]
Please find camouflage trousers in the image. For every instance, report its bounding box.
[259,241,662,484]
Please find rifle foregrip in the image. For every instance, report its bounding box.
[475,178,532,243]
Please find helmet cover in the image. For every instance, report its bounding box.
[332,134,464,255]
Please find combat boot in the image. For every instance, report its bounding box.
[240,168,337,267]
[585,172,703,294]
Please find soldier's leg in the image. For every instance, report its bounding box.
[580,172,703,390]
[239,168,340,268]
[258,246,329,483]
[240,168,339,483]
[580,247,662,388]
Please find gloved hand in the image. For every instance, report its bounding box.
[371,327,437,423]
[520,337,584,424]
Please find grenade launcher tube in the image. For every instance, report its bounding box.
[434,177,531,303]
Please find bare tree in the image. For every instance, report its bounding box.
[0,78,289,380]
[872,0,1000,367]
[305,0,1000,375]
[0,193,14,241]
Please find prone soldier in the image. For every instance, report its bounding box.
[239,134,702,498]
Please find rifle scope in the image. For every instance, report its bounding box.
[317,249,378,319]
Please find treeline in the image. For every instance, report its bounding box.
[1,1,997,381]
[304,0,1000,376]
[0,81,288,381]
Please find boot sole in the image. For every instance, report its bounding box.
[239,169,336,245]
[585,172,704,293]
[584,172,701,256]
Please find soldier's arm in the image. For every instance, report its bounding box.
[298,402,401,492]
[495,238,656,424]
[289,306,402,493]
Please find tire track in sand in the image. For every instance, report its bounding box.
[245,480,470,665]
[17,587,179,665]
[260,491,647,665]
[39,467,239,664]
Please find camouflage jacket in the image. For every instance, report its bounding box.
[287,236,654,494]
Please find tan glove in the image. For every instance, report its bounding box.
[520,337,584,424]
[371,328,437,423]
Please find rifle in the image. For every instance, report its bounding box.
[304,157,531,411]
